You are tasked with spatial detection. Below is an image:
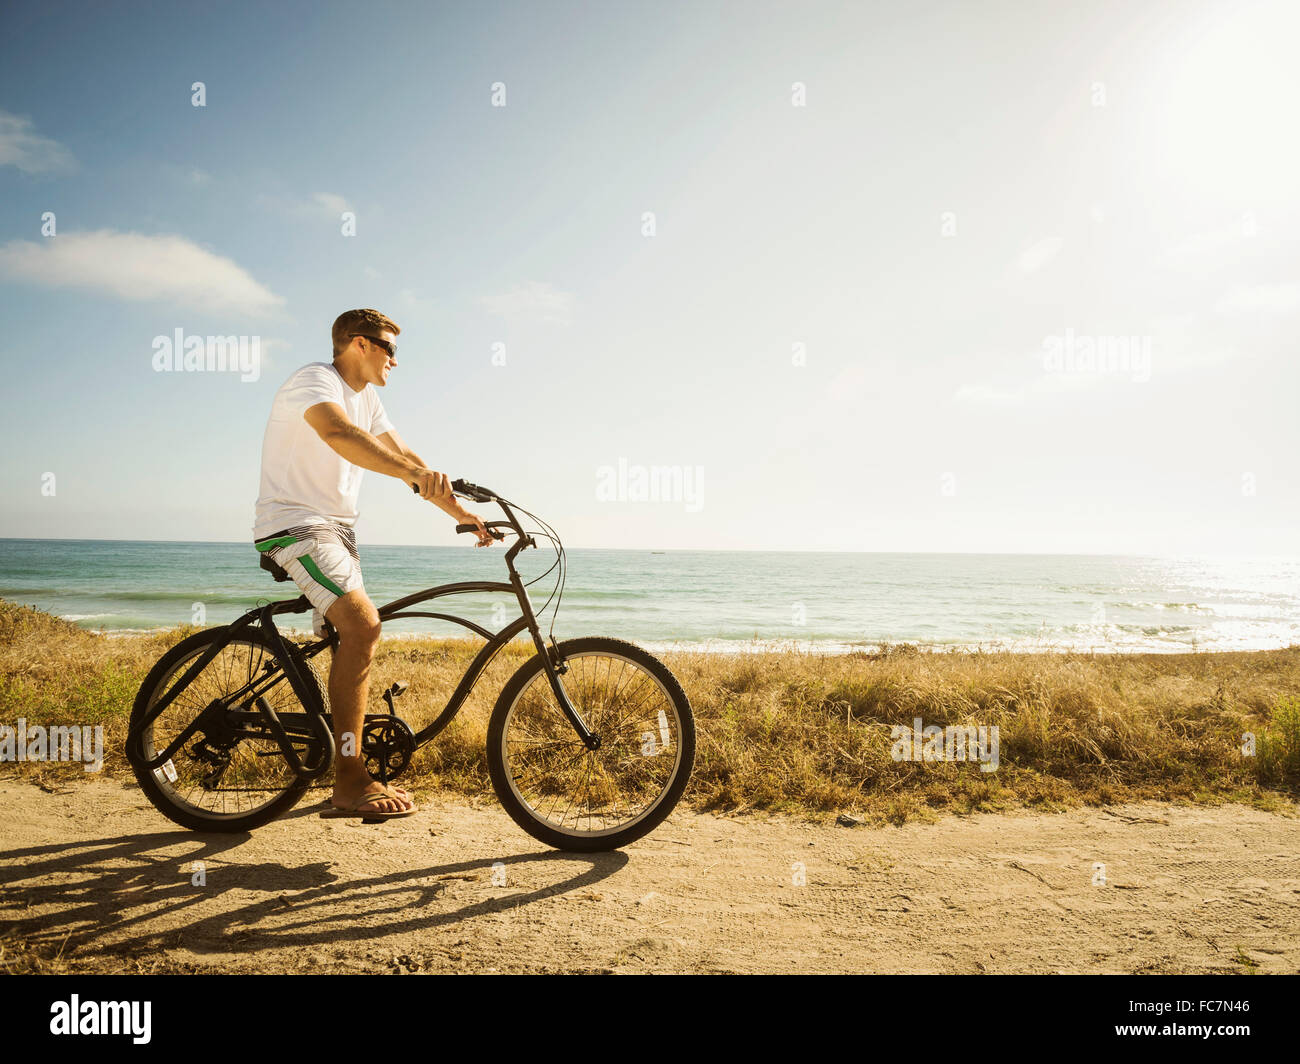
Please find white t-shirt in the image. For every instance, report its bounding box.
[253,362,394,538]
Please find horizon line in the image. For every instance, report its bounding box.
[1,536,1296,561]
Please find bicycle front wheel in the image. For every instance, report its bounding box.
[487,636,695,851]
[127,626,329,832]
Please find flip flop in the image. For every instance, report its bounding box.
[320,788,418,820]
[318,782,413,807]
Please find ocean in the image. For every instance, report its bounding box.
[1,538,1298,654]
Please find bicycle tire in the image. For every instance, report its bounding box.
[127,626,329,833]
[486,636,695,852]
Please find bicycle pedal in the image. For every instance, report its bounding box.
[381,681,409,713]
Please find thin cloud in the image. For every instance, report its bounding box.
[0,229,285,315]
[1214,281,1300,315]
[825,363,869,401]
[254,191,355,220]
[395,287,438,314]
[1015,236,1063,275]
[479,281,574,325]
[258,337,291,372]
[160,163,211,186]
[312,192,351,216]
[952,367,1113,406]
[952,383,1024,406]
[1160,221,1254,268]
[0,109,77,174]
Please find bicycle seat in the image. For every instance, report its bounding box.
[259,552,291,582]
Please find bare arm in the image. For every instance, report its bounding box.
[303,403,496,545]
[304,403,422,481]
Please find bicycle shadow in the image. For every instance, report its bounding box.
[0,829,295,945]
[0,825,628,963]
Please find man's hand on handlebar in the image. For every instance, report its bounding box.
[458,512,497,547]
[409,471,499,547]
[410,468,452,502]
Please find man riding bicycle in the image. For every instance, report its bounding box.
[252,309,495,820]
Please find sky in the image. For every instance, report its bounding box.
[1,0,1298,554]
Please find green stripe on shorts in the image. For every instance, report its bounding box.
[299,554,345,597]
[255,534,300,552]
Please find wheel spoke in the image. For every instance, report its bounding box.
[499,646,691,841]
[135,633,320,825]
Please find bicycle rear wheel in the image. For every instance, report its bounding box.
[486,636,695,851]
[127,626,329,832]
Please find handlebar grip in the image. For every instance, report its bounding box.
[456,523,506,540]
[410,479,480,494]
[411,477,497,502]
[409,479,469,493]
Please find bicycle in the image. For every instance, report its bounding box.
[124,479,696,852]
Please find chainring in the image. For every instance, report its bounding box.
[361,715,416,783]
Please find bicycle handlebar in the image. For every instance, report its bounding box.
[455,522,508,540]
[452,478,499,502]
[408,477,561,619]
[409,477,498,503]
[409,477,512,541]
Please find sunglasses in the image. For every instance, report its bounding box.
[352,333,397,358]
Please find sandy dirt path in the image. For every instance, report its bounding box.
[1,776,1297,974]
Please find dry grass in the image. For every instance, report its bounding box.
[3,598,1299,824]
[673,642,1300,823]
[0,931,78,974]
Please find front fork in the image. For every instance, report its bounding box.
[509,567,601,751]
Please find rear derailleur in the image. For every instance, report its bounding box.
[190,737,234,790]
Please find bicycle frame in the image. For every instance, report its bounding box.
[126,494,600,785]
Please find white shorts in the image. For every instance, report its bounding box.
[255,523,365,635]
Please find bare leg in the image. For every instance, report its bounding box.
[325,589,414,813]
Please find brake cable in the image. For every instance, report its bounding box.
[457,488,568,647]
